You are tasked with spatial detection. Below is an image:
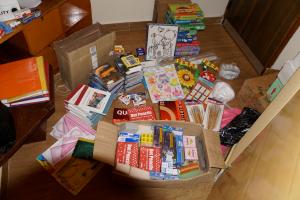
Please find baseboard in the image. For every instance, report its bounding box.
[223,19,264,74]
[101,21,151,33]
[101,17,224,33]
[205,17,223,25]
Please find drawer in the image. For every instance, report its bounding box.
[23,8,64,54]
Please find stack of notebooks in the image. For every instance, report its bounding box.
[64,84,113,127]
[89,64,125,96]
[165,3,205,57]
[115,55,144,91]
[0,56,50,107]
[89,55,144,96]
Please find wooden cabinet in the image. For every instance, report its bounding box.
[23,8,64,55]
[2,0,92,73]
[224,0,300,73]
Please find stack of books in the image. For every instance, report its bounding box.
[64,84,113,127]
[0,56,50,107]
[115,55,144,91]
[165,3,205,57]
[89,64,125,96]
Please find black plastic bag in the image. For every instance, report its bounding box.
[0,102,16,153]
[219,107,260,147]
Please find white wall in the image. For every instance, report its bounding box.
[91,0,155,24]
[272,27,300,70]
[192,0,229,18]
[91,0,229,24]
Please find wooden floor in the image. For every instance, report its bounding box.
[6,24,257,200]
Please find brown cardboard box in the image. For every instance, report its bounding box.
[153,0,191,23]
[93,120,225,200]
[237,72,278,113]
[53,23,116,90]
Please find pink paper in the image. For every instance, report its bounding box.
[221,108,241,128]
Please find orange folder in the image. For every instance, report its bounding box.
[0,56,46,100]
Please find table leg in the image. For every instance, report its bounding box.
[0,162,8,200]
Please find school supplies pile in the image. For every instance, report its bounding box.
[165,3,205,57]
[114,123,208,180]
[0,56,50,107]
[64,84,113,127]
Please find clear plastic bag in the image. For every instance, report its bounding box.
[219,63,240,80]
[211,81,235,104]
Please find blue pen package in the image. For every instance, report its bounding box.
[173,128,184,166]
[118,132,140,142]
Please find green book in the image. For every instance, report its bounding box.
[72,138,94,160]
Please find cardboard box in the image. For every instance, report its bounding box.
[93,120,225,199]
[266,78,284,101]
[237,73,278,113]
[53,23,116,90]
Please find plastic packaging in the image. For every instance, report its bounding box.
[211,81,235,104]
[219,63,240,80]
[219,107,260,147]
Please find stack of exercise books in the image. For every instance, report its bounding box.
[165,3,205,57]
[0,56,50,107]
[64,84,113,127]
[115,55,144,91]
[89,64,125,96]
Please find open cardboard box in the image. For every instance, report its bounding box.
[93,120,225,199]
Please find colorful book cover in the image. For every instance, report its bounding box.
[94,64,124,90]
[176,41,200,47]
[139,146,161,172]
[159,100,188,121]
[143,65,184,103]
[121,55,141,68]
[112,108,130,123]
[115,142,139,167]
[78,87,111,115]
[168,3,203,15]
[175,59,199,95]
[0,56,45,100]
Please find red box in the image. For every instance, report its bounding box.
[139,147,161,172]
[115,142,139,167]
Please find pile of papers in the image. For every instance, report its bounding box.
[0,56,50,107]
[64,84,113,127]
[37,113,103,195]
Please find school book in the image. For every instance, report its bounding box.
[0,56,48,101]
[93,64,124,91]
[3,61,50,107]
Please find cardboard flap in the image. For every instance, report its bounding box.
[203,129,225,169]
[93,121,119,166]
[227,69,300,166]
[96,31,116,65]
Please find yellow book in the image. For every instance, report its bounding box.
[36,56,48,94]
